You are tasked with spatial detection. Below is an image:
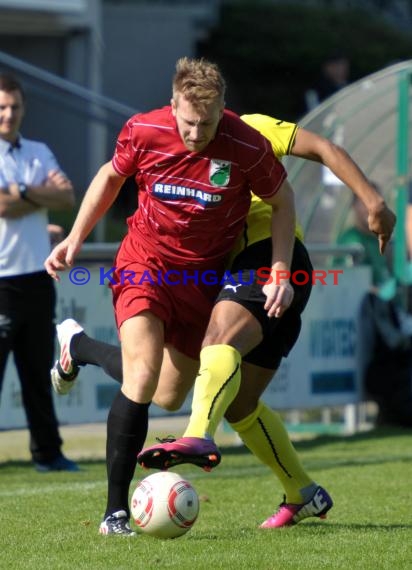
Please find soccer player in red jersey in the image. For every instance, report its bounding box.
[48,110,395,531]
[45,58,296,535]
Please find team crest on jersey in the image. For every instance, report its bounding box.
[209,159,231,187]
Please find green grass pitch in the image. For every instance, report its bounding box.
[1,426,411,569]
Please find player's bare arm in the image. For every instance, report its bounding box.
[262,179,296,318]
[44,160,126,280]
[291,128,396,253]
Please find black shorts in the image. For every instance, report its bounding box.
[215,238,313,369]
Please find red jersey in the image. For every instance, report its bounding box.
[112,106,286,266]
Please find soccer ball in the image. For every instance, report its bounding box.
[131,471,199,539]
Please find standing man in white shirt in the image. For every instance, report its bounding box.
[0,72,78,471]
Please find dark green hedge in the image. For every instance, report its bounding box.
[197,2,412,121]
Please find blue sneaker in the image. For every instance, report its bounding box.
[34,454,80,473]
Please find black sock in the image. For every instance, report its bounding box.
[71,332,122,383]
[104,391,150,518]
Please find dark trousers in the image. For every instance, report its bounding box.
[0,271,62,463]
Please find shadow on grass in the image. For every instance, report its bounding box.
[220,425,412,457]
[295,426,412,450]
[291,521,412,531]
[215,426,412,472]
[1,426,410,472]
[0,458,106,470]
[188,520,412,541]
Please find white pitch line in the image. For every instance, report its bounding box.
[0,480,105,498]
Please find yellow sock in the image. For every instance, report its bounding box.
[230,401,314,503]
[184,344,241,439]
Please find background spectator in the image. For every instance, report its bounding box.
[334,183,412,428]
[304,52,351,112]
[335,184,393,292]
[0,72,79,471]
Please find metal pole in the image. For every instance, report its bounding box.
[87,0,107,242]
[393,70,411,285]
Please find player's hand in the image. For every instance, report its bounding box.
[367,202,396,254]
[262,277,294,318]
[44,237,81,281]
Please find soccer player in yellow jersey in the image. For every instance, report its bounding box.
[52,114,395,530]
[138,113,395,526]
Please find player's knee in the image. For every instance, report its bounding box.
[153,392,185,412]
[201,318,262,354]
[163,399,183,412]
[201,326,227,347]
[224,397,258,423]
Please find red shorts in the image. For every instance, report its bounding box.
[110,235,224,359]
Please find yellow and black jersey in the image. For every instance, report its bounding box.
[242,114,298,156]
[232,114,304,259]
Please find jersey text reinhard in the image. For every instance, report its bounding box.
[153,183,223,206]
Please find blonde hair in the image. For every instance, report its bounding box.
[172,57,226,112]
